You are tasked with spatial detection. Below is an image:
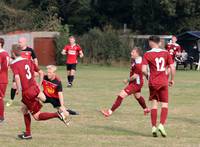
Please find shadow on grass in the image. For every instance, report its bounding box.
[89,125,151,137]
[169,116,200,125]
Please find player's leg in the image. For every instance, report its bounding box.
[69,68,76,86]
[0,95,4,122]
[133,92,150,115]
[66,64,71,86]
[0,84,7,122]
[18,104,32,139]
[68,64,76,87]
[6,82,17,107]
[151,99,158,137]
[157,86,169,137]
[101,89,129,117]
[35,92,70,125]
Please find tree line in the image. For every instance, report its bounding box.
[0,0,200,35]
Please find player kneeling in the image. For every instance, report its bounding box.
[101,47,150,117]
[10,47,70,140]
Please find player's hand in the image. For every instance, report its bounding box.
[61,50,66,55]
[16,90,19,95]
[169,80,174,87]
[123,79,129,85]
[79,54,84,58]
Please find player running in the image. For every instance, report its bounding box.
[101,47,150,117]
[142,36,175,137]
[41,65,79,115]
[10,47,69,140]
[165,35,181,66]
[6,37,38,107]
[0,38,9,123]
[61,36,84,87]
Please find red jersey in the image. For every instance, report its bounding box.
[42,75,62,99]
[0,49,9,84]
[165,42,181,62]
[11,57,39,91]
[142,48,173,86]
[64,44,82,64]
[129,57,143,86]
[21,51,32,60]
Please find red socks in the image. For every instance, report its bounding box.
[38,112,59,121]
[160,107,168,125]
[0,98,4,119]
[151,109,157,126]
[24,113,31,135]
[136,96,147,109]
[111,96,124,112]
[151,107,168,126]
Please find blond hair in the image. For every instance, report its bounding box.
[46,65,57,72]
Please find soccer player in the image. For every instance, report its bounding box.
[0,38,9,122]
[101,47,150,117]
[61,36,84,87]
[41,65,78,115]
[7,38,38,107]
[165,35,181,65]
[10,47,69,140]
[142,36,175,137]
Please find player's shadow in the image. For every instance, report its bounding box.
[89,125,151,137]
[169,116,199,125]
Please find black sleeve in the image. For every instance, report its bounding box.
[30,48,37,59]
[57,81,63,92]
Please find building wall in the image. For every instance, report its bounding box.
[0,32,59,65]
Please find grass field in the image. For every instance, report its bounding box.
[0,64,200,147]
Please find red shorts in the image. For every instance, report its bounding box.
[0,84,7,98]
[149,85,168,103]
[22,85,42,115]
[124,83,142,95]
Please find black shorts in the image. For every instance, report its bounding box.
[66,64,77,71]
[44,96,61,108]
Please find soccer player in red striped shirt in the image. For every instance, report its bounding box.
[142,36,175,137]
[41,65,78,115]
[0,38,10,122]
[61,36,84,87]
[101,47,150,117]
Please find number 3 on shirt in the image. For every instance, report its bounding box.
[155,57,165,71]
[25,64,32,79]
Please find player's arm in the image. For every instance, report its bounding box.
[79,50,84,58]
[169,64,175,87]
[123,74,139,84]
[31,49,38,66]
[38,70,44,86]
[0,59,1,71]
[33,61,43,86]
[61,49,66,55]
[14,74,21,92]
[142,64,149,80]
[57,81,64,107]
[58,92,65,108]
[61,46,67,55]
[33,58,38,67]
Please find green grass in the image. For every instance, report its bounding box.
[0,64,200,147]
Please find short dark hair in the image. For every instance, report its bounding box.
[148,35,160,44]
[0,38,5,48]
[132,47,143,56]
